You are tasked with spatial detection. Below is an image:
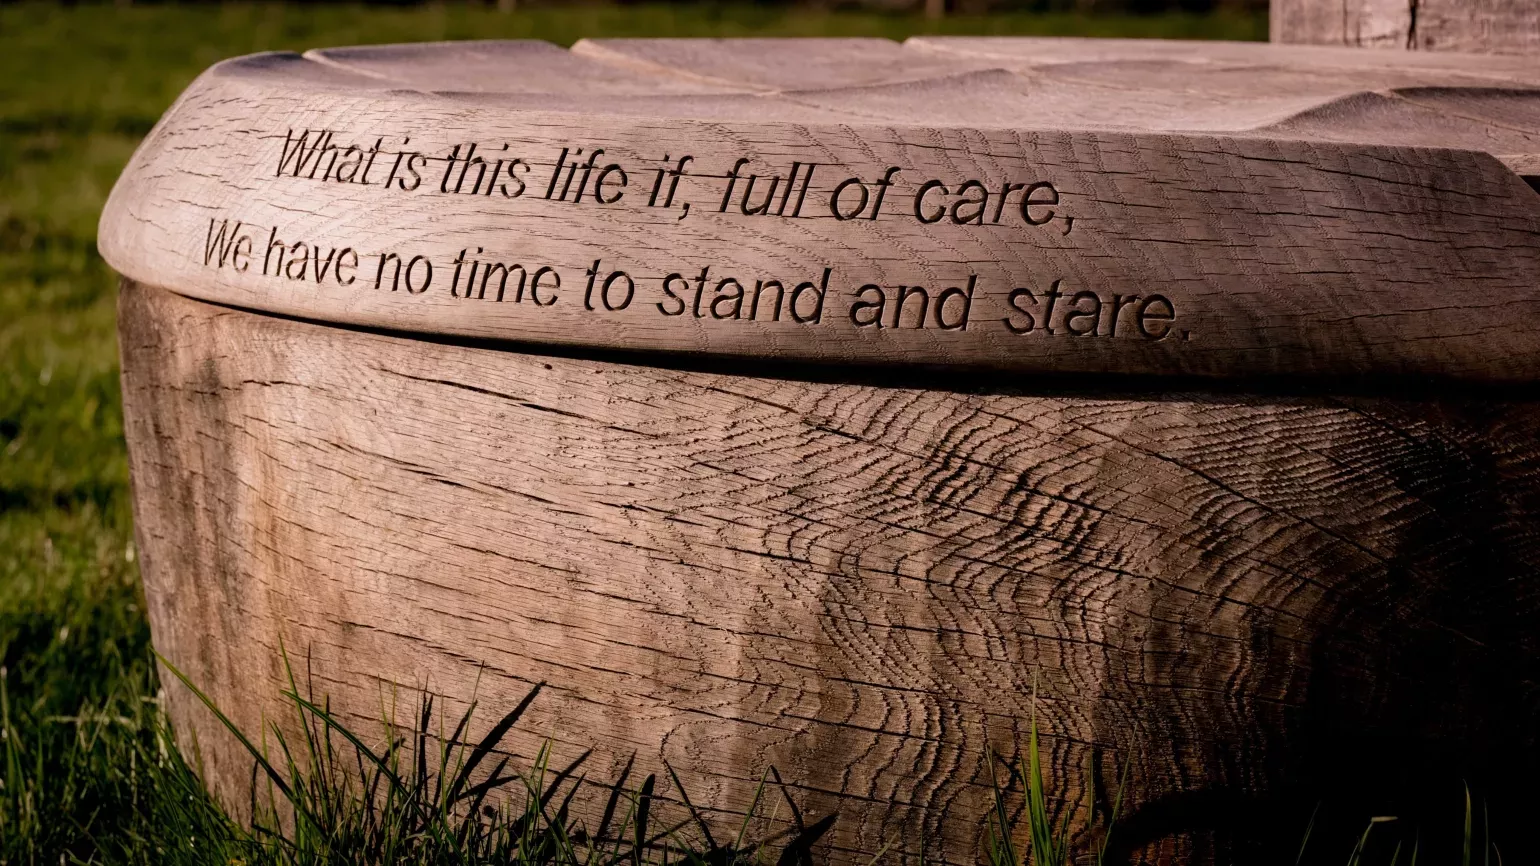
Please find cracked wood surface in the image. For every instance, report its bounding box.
[98,37,1540,383]
[121,281,1540,864]
[1273,0,1540,55]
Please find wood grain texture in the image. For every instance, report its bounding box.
[1273,0,1540,55]
[97,38,1540,384]
[121,280,1540,864]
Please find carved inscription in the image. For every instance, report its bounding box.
[194,128,1192,343]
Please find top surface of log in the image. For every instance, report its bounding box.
[100,38,1540,384]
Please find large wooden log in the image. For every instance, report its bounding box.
[103,37,1540,863]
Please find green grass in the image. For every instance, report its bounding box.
[11,4,1491,864]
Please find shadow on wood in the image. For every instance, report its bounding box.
[120,281,1540,864]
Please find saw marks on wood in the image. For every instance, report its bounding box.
[121,281,1540,864]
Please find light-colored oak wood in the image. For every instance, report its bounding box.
[99,38,1540,384]
[1273,0,1540,55]
[122,280,1540,864]
[103,36,1540,864]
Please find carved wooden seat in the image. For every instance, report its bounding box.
[101,37,1540,863]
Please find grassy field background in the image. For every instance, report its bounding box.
[0,5,1279,862]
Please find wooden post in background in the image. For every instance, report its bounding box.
[1272,0,1540,54]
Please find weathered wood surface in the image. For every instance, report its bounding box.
[122,280,1540,864]
[104,34,1540,863]
[98,38,1540,383]
[1273,0,1540,55]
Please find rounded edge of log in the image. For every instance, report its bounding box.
[98,38,1540,385]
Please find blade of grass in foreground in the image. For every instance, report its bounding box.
[154,651,298,807]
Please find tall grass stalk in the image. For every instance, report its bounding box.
[983,709,1126,866]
